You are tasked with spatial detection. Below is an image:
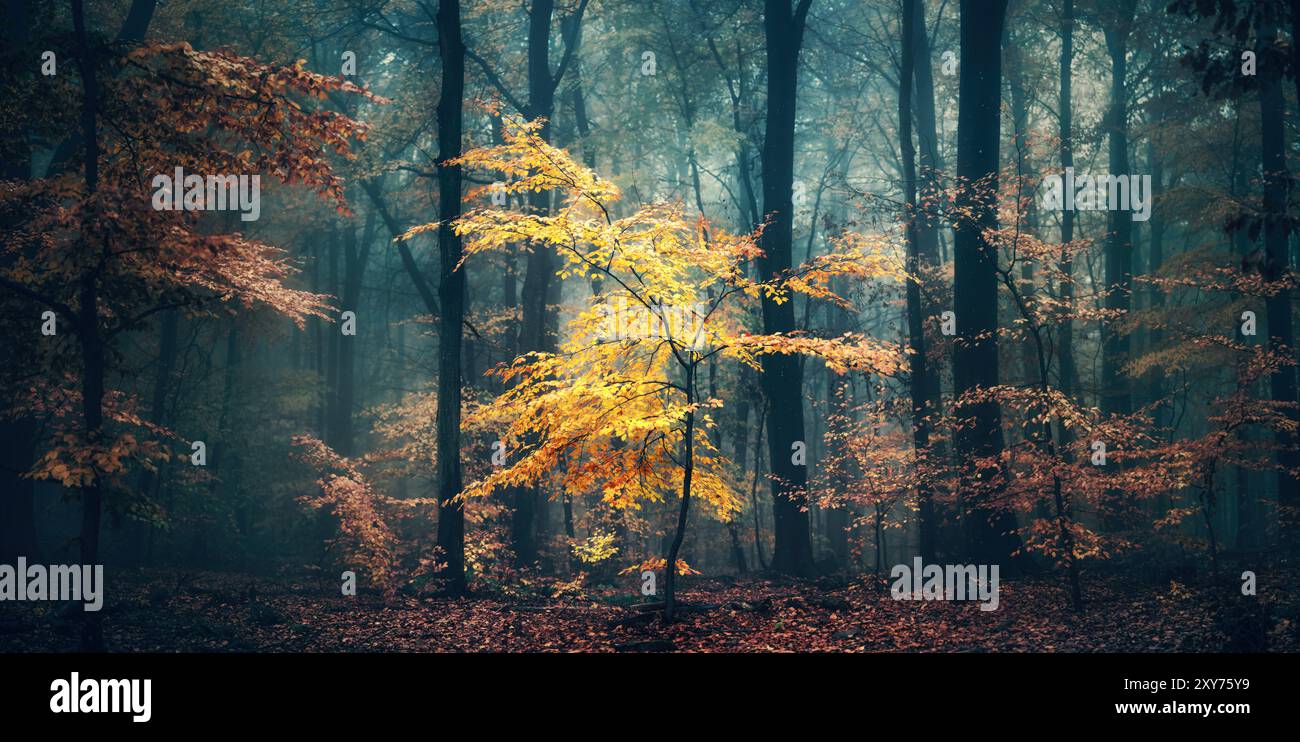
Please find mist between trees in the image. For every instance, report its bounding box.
[2,0,1298,652]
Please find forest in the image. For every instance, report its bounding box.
[1,0,1299,655]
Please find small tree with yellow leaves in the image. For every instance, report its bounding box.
[403,118,906,620]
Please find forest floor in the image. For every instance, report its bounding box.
[2,568,1296,652]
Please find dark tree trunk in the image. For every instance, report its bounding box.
[733,367,762,569]
[899,0,937,563]
[824,365,851,565]
[663,364,697,622]
[702,356,745,575]
[953,0,1021,565]
[727,521,748,574]
[823,157,855,567]
[1228,109,1261,549]
[1258,10,1299,533]
[3,0,33,180]
[329,211,375,459]
[0,0,39,564]
[509,0,563,569]
[132,307,178,563]
[0,417,39,563]
[72,0,105,651]
[207,324,242,566]
[759,0,816,577]
[1101,3,1135,419]
[323,231,340,439]
[1145,143,1166,419]
[434,0,468,596]
[750,401,769,570]
[911,0,944,267]
[1006,22,1039,392]
[1292,0,1300,108]
[565,12,596,170]
[77,282,105,651]
[1057,0,1077,403]
[46,0,158,175]
[115,0,156,43]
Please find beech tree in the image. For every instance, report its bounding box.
[0,32,372,645]
[439,118,904,617]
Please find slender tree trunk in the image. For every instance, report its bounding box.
[1145,143,1166,420]
[750,403,769,570]
[1228,108,1260,549]
[323,231,340,438]
[1101,3,1135,421]
[1006,24,1039,392]
[207,323,242,566]
[0,417,39,563]
[0,0,39,564]
[78,283,105,651]
[330,211,375,458]
[1258,10,1299,535]
[911,0,943,268]
[510,0,564,568]
[1057,0,1077,404]
[132,308,177,563]
[434,0,467,596]
[733,367,760,569]
[824,365,851,565]
[664,364,696,622]
[700,354,745,575]
[565,13,596,170]
[1292,0,1300,108]
[899,0,937,563]
[824,158,855,567]
[72,0,106,651]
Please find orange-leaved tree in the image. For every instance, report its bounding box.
[0,29,376,646]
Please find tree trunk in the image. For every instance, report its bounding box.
[1006,22,1039,393]
[1258,10,1299,534]
[1145,143,1166,421]
[1057,0,1077,404]
[0,417,39,563]
[0,0,39,565]
[72,0,105,651]
[759,0,816,577]
[78,282,105,651]
[330,211,376,458]
[750,402,769,570]
[323,231,340,438]
[206,323,242,566]
[1228,108,1260,549]
[900,0,937,564]
[132,307,178,563]
[1101,3,1135,420]
[664,364,696,622]
[509,0,565,569]
[953,0,1021,565]
[434,0,468,596]
[911,0,944,267]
